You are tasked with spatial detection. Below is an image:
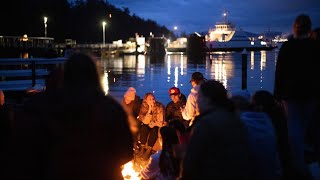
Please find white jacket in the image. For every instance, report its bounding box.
[182,85,200,125]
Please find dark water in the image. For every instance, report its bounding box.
[100,49,280,105]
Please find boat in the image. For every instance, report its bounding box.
[165,37,187,53]
[205,12,276,52]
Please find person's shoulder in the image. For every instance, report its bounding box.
[166,101,174,107]
[180,93,187,102]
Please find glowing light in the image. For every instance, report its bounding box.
[121,161,140,180]
[251,51,254,70]
[102,71,109,95]
[174,67,178,87]
[102,21,107,45]
[44,16,48,37]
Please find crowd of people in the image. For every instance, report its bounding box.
[0,13,320,180]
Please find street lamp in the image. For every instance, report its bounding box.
[173,26,178,38]
[44,16,48,37]
[102,21,107,45]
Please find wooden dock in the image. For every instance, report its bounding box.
[0,58,66,91]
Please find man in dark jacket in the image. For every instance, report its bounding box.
[166,87,187,125]
[274,14,320,179]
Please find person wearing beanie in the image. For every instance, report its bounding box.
[122,87,142,148]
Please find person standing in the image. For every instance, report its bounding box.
[274,14,320,179]
[181,72,206,126]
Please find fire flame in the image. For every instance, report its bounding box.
[121,161,140,180]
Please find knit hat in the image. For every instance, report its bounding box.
[124,87,136,101]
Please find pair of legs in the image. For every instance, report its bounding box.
[286,100,318,179]
[139,124,159,147]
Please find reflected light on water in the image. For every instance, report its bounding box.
[137,55,145,75]
[174,67,179,87]
[251,51,255,70]
[124,55,136,69]
[213,56,227,89]
[260,50,266,71]
[103,71,109,95]
[180,54,184,75]
[167,55,171,75]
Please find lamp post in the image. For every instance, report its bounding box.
[174,26,178,38]
[102,21,106,46]
[44,16,48,37]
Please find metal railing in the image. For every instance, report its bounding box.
[0,57,66,91]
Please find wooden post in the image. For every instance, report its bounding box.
[241,49,247,90]
[31,60,36,87]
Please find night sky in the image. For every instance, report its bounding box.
[108,0,320,34]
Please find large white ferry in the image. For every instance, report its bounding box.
[205,12,276,52]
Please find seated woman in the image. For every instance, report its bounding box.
[140,126,180,180]
[138,92,165,161]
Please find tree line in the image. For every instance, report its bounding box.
[0,0,174,43]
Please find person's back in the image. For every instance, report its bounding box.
[274,38,319,101]
[240,111,282,180]
[274,14,319,180]
[180,80,252,180]
[274,14,320,101]
[6,53,134,180]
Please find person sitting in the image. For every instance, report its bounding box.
[251,90,296,180]
[179,80,252,180]
[231,91,282,180]
[166,87,187,126]
[181,72,206,127]
[137,92,165,161]
[122,87,142,147]
[140,126,180,180]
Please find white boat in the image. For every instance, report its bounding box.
[165,37,187,53]
[205,12,276,52]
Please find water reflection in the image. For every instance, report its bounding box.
[100,50,277,105]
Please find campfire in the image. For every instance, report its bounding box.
[121,160,141,180]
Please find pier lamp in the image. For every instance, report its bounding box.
[173,26,178,38]
[44,16,48,37]
[102,21,107,45]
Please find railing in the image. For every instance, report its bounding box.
[0,58,66,91]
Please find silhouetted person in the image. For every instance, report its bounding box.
[7,52,133,180]
[274,14,320,179]
[179,80,252,180]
